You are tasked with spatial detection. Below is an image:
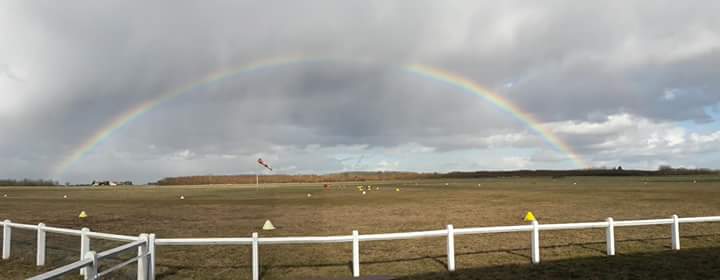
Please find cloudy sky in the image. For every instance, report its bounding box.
[1,1,719,183]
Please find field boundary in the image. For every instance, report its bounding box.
[2,215,720,280]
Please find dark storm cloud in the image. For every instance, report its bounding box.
[425,1,720,122]
[2,1,720,182]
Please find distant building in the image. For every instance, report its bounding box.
[91,180,133,186]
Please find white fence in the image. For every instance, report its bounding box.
[1,220,153,280]
[2,215,720,280]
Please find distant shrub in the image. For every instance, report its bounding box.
[0,179,59,186]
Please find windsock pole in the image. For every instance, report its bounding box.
[255,158,273,192]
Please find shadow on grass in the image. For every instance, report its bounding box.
[396,246,720,280]
[260,234,708,271]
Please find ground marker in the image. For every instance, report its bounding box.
[524,211,536,222]
[395,188,400,192]
[180,195,185,200]
[262,220,276,230]
[362,191,366,195]
[307,193,312,198]
[78,211,88,219]
[63,194,67,199]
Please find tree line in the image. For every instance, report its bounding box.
[154,168,718,185]
[0,179,59,186]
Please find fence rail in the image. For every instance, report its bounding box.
[26,239,147,280]
[2,215,720,280]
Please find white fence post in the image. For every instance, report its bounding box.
[671,214,680,250]
[447,224,455,272]
[531,220,540,264]
[605,217,615,256]
[252,232,259,280]
[84,251,97,280]
[2,220,10,259]
[80,227,90,275]
[37,223,46,266]
[138,233,149,280]
[148,233,156,280]
[352,230,360,278]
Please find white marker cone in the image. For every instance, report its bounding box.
[262,220,276,230]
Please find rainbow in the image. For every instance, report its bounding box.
[52,54,311,175]
[406,64,587,168]
[53,56,588,176]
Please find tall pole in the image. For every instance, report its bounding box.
[256,162,261,192]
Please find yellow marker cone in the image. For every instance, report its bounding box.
[262,220,276,230]
[362,191,366,195]
[524,211,536,222]
[395,188,400,192]
[78,211,88,219]
[307,193,312,198]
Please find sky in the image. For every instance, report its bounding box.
[1,1,719,184]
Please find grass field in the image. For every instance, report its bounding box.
[1,176,720,279]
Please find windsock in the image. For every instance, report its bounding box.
[257,158,273,171]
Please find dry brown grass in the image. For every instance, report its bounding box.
[1,175,719,279]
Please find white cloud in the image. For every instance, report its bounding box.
[169,149,195,160]
[663,89,678,101]
[549,114,636,135]
[546,113,720,167]
[607,25,720,67]
[499,156,531,169]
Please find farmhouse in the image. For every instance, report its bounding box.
[90,180,133,186]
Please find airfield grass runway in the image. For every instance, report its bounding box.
[1,176,720,279]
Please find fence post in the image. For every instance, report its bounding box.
[352,230,360,278]
[606,217,615,256]
[148,233,156,280]
[80,227,90,275]
[84,251,97,280]
[252,232,259,280]
[37,223,46,266]
[2,220,10,259]
[138,233,149,280]
[531,220,540,264]
[447,225,455,272]
[671,214,680,250]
